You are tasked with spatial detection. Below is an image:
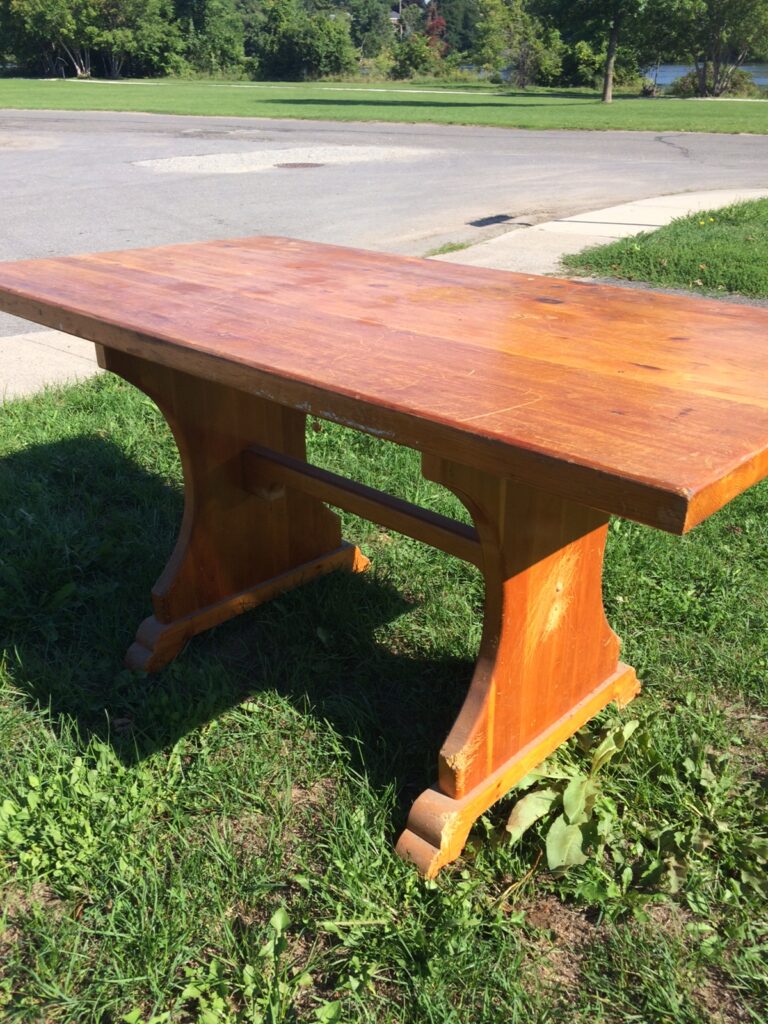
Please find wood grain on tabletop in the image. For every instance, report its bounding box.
[0,236,767,533]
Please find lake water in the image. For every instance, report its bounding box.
[647,63,768,86]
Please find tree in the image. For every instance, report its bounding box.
[473,0,516,72]
[654,0,768,95]
[532,0,650,101]
[298,9,357,75]
[92,0,180,77]
[391,30,441,74]
[10,0,98,76]
[425,0,447,54]
[179,0,245,73]
[473,0,561,85]
[254,0,356,78]
[439,0,480,53]
[340,0,393,56]
[395,0,426,39]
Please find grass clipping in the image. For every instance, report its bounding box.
[563,198,768,299]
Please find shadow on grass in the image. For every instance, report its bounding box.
[261,96,597,110]
[0,434,472,815]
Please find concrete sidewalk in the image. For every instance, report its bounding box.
[2,188,766,402]
[0,329,100,403]
[435,188,768,275]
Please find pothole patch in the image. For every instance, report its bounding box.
[135,145,436,175]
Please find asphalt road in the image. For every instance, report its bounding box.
[2,108,767,335]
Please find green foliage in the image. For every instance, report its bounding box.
[9,0,98,75]
[179,0,245,74]
[505,721,641,871]
[6,0,182,76]
[472,0,562,85]
[153,908,334,1023]
[3,0,767,87]
[564,198,768,299]
[651,0,768,95]
[339,0,392,57]
[358,45,394,77]
[252,0,356,79]
[297,9,357,76]
[558,35,642,87]
[390,32,441,78]
[669,65,764,97]
[92,0,182,76]
[439,0,481,53]
[530,0,661,91]
[0,741,176,891]
[504,713,768,912]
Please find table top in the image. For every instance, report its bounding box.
[1,235,767,534]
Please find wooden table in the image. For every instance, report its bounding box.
[1,237,767,878]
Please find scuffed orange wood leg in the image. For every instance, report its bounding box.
[396,456,640,877]
[97,347,368,671]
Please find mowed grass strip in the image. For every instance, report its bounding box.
[563,198,768,298]
[1,77,767,133]
[0,375,766,1021]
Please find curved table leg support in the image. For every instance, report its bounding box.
[99,348,368,671]
[396,455,640,877]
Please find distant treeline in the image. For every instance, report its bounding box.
[1,0,766,97]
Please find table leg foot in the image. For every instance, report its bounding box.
[125,542,368,671]
[397,663,639,877]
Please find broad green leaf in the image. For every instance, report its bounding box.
[517,762,573,786]
[545,814,588,869]
[505,786,560,843]
[562,775,599,824]
[315,1001,342,1023]
[591,720,639,774]
[269,906,290,935]
[740,868,768,899]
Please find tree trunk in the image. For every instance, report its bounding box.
[601,18,621,104]
[108,52,125,79]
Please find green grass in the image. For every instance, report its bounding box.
[1,375,767,1022]
[563,198,768,298]
[422,240,473,257]
[2,77,768,132]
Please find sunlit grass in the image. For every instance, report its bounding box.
[1,77,767,133]
[0,374,765,1020]
[564,198,768,298]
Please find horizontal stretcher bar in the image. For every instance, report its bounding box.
[242,444,482,567]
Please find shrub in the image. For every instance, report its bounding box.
[390,33,441,78]
[254,0,357,80]
[359,49,395,79]
[669,67,762,98]
[558,39,642,89]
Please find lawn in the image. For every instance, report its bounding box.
[1,77,767,133]
[563,198,768,298]
[0,373,766,1022]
